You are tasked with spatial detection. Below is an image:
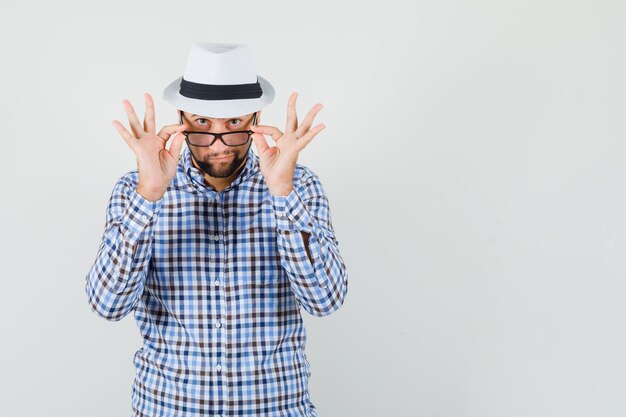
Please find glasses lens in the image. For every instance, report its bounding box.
[222,132,250,146]
[187,133,213,146]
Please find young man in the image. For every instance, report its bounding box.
[85,42,348,417]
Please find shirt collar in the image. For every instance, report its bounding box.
[180,145,260,192]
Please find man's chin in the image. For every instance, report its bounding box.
[207,170,234,178]
[197,159,242,178]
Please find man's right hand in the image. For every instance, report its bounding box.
[112,92,187,202]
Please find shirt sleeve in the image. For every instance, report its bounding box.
[270,172,349,317]
[84,175,163,321]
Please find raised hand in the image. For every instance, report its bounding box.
[112,93,188,201]
[250,92,325,196]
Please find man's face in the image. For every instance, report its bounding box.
[180,110,257,178]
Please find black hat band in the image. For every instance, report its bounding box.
[179,77,263,100]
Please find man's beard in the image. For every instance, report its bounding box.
[189,144,250,178]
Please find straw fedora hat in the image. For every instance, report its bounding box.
[163,42,275,118]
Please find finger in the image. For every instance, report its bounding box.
[122,99,145,138]
[251,132,270,154]
[296,123,325,150]
[294,103,323,138]
[112,119,138,151]
[250,125,284,142]
[168,132,186,161]
[158,124,188,141]
[143,93,156,134]
[285,92,298,134]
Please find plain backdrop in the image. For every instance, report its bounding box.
[1,0,625,416]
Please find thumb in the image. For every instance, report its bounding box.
[168,132,186,161]
[252,132,270,154]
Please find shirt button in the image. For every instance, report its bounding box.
[215,321,221,328]
[216,364,222,372]
[213,235,220,241]
[215,279,220,286]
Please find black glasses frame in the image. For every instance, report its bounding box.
[179,111,258,147]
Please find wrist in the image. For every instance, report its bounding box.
[268,183,293,197]
[136,184,164,202]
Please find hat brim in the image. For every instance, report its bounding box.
[163,74,275,118]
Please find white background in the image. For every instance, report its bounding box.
[1,0,625,416]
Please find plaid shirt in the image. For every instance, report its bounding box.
[85,145,348,417]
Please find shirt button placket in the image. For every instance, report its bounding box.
[213,191,229,411]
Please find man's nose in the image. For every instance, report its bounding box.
[209,133,232,151]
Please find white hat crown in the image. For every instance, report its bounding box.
[184,43,258,85]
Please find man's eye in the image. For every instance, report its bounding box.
[197,118,208,125]
[229,119,241,126]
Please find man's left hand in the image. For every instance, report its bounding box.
[251,92,325,196]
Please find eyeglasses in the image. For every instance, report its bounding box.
[179,111,257,147]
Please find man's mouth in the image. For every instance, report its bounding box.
[210,154,234,161]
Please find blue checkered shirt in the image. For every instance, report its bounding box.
[85,145,348,417]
